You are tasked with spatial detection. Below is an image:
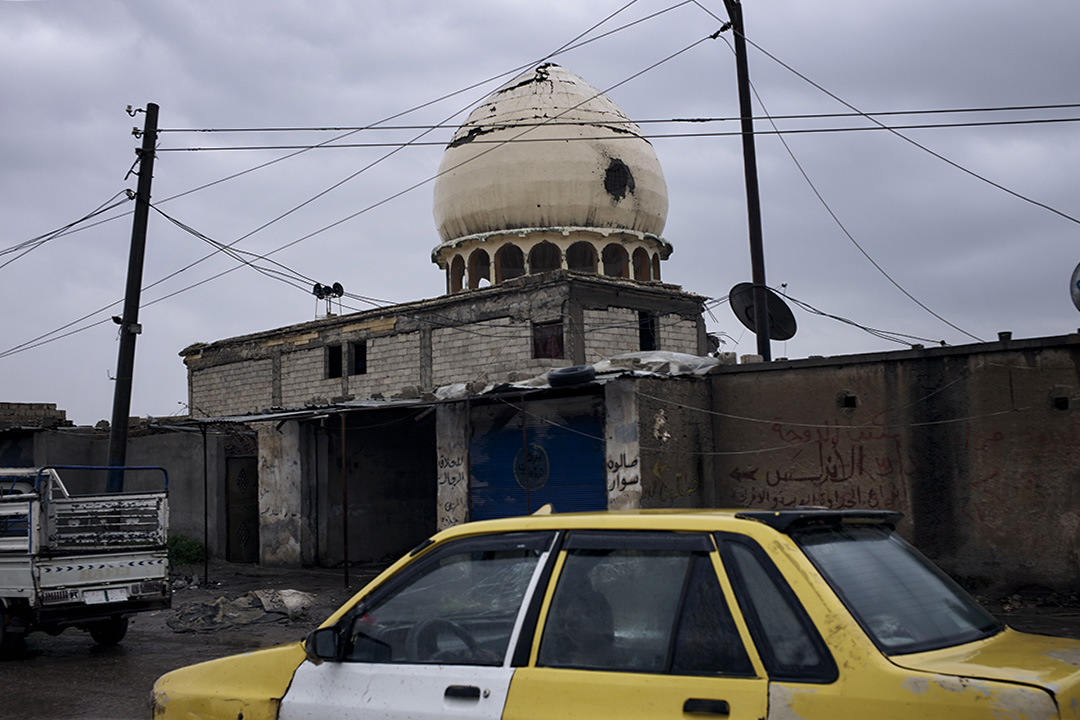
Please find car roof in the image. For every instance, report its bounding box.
[429,508,902,544]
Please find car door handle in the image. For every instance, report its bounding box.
[445,685,482,701]
[683,698,730,715]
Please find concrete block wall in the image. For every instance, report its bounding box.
[348,332,422,398]
[659,315,700,354]
[432,319,532,386]
[191,359,273,417]
[281,347,338,407]
[0,402,69,429]
[583,307,639,362]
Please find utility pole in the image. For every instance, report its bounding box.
[721,0,772,361]
[107,103,159,493]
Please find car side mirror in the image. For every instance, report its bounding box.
[304,627,342,665]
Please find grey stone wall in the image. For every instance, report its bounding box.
[350,331,423,398]
[182,273,707,417]
[190,359,273,417]
[584,308,638,362]
[0,402,70,429]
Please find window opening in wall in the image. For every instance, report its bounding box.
[327,344,343,379]
[529,242,561,274]
[496,244,525,283]
[450,255,465,293]
[468,249,491,289]
[651,253,661,282]
[633,247,651,281]
[533,320,565,359]
[350,341,368,375]
[567,241,597,273]
[639,312,658,351]
[602,244,629,278]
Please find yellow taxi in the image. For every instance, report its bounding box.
[151,509,1080,719]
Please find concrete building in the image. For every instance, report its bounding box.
[178,64,715,568]
[148,64,1080,592]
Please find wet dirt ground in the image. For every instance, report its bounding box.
[2,561,382,720]
[4,561,1080,720]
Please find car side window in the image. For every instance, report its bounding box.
[671,554,755,676]
[343,532,554,666]
[717,534,837,683]
[537,532,753,677]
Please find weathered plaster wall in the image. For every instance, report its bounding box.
[604,379,641,510]
[435,402,469,530]
[257,421,304,566]
[707,338,1080,591]
[635,376,715,510]
[4,427,229,557]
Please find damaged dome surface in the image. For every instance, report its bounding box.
[433,63,669,243]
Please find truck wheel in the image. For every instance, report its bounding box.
[0,607,25,658]
[89,616,129,646]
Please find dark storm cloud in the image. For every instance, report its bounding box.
[1,0,1077,424]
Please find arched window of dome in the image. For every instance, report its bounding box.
[602,244,629,278]
[450,255,465,293]
[468,249,491,289]
[651,253,661,282]
[529,241,561,274]
[495,244,525,283]
[632,247,651,281]
[567,241,597,273]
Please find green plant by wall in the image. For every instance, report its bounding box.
[168,533,206,567]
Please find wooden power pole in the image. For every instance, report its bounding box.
[721,0,772,361]
[107,103,159,493]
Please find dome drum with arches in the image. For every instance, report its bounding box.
[432,64,672,293]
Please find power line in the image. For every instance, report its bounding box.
[155,102,1080,135]
[728,16,1080,228]
[708,23,984,343]
[155,116,1080,152]
[0,190,132,270]
[156,203,702,341]
[131,30,726,325]
[707,286,947,347]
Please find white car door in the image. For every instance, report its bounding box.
[280,531,556,720]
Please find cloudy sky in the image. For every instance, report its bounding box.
[2,0,1078,426]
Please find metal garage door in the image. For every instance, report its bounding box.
[469,394,606,520]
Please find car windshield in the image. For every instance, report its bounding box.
[793,524,1001,655]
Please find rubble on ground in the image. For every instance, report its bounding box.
[166,589,317,633]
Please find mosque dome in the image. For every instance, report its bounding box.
[432,64,672,292]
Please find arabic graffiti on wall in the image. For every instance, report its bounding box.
[436,404,470,530]
[437,452,468,530]
[727,420,911,512]
[607,452,641,491]
[642,460,700,506]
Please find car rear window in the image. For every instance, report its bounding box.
[793,524,1001,655]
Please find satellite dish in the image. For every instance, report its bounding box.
[729,283,797,341]
[1071,261,1080,313]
